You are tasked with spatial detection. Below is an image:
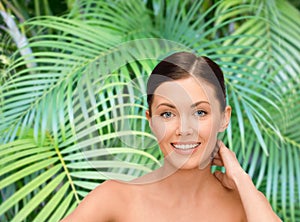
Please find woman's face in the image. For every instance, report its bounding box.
[146,76,231,170]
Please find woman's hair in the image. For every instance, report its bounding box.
[146,52,226,116]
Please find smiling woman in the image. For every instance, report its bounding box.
[145,53,229,171]
[61,52,282,222]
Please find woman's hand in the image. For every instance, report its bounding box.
[212,140,282,222]
[212,140,247,190]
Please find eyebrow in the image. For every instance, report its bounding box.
[155,103,176,109]
[156,101,210,109]
[190,101,210,108]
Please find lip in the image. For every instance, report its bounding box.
[171,142,201,155]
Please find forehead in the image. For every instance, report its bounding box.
[152,76,216,107]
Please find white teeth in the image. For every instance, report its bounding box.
[173,143,199,149]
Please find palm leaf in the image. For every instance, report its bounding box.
[1,0,299,221]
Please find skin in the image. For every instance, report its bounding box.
[61,76,281,222]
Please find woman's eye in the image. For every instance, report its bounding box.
[194,110,207,117]
[161,112,174,119]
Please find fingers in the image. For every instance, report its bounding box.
[211,140,237,167]
[218,140,229,154]
[211,141,223,166]
[216,140,246,179]
[217,140,238,162]
[214,171,224,183]
[212,160,223,166]
[212,155,223,166]
[211,142,220,159]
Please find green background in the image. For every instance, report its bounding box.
[1,0,300,221]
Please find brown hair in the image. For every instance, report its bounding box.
[147,52,226,116]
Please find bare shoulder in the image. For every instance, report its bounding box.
[61,180,130,222]
[216,184,247,221]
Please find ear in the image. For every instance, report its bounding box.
[219,105,231,132]
[145,110,152,128]
[146,110,151,120]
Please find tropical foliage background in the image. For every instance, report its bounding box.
[1,0,300,221]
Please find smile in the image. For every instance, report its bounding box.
[172,143,200,149]
[171,142,201,155]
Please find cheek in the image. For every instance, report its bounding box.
[150,117,176,143]
[196,119,218,137]
[150,117,167,142]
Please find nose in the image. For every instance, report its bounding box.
[175,117,193,136]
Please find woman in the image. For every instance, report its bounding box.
[62,52,281,221]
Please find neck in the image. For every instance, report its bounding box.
[156,161,214,200]
[129,159,216,200]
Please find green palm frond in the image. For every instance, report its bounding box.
[215,1,300,219]
[0,0,299,221]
